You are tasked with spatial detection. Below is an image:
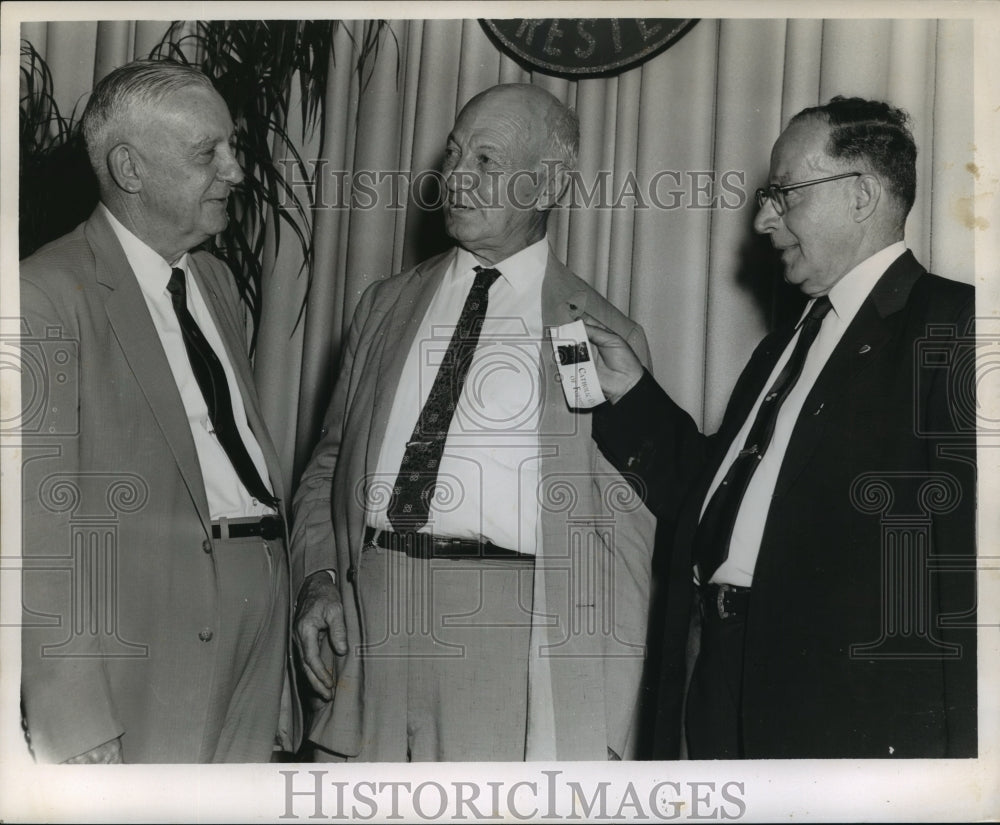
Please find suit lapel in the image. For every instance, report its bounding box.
[362,246,586,506]
[88,211,212,529]
[540,251,588,328]
[534,252,604,759]
[539,251,589,451]
[672,326,793,552]
[192,259,286,505]
[721,327,796,444]
[191,259,254,401]
[771,251,924,499]
[363,250,456,482]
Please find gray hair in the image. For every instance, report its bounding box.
[545,102,580,171]
[81,59,217,186]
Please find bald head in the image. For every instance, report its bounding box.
[442,84,579,264]
[460,84,579,171]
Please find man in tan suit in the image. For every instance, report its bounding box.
[291,83,655,761]
[20,60,299,763]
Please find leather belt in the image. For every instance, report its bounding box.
[363,526,528,560]
[699,583,750,621]
[212,514,284,541]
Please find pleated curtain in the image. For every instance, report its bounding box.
[21,17,975,494]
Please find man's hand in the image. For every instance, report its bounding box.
[576,312,644,404]
[294,570,349,701]
[63,736,123,764]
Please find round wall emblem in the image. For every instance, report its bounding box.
[481,18,698,78]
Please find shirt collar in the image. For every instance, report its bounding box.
[100,203,190,291]
[453,237,550,291]
[813,240,907,323]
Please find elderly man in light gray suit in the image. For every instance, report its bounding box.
[291,83,656,761]
[20,59,299,763]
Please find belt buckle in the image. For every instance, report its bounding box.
[441,537,467,558]
[426,536,452,559]
[716,584,732,620]
[260,515,282,541]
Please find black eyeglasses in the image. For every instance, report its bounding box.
[755,172,862,216]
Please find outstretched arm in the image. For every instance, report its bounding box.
[580,314,711,525]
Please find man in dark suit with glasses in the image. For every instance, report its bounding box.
[582,96,977,759]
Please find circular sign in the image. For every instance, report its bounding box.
[481,18,698,78]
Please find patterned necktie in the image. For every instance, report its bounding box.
[387,265,502,531]
[166,268,278,509]
[694,295,833,583]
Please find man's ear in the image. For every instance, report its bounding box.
[537,159,571,211]
[107,144,142,194]
[852,173,881,223]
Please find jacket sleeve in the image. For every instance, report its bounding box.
[19,277,125,763]
[923,294,978,756]
[592,368,711,527]
[589,322,658,758]
[288,283,377,593]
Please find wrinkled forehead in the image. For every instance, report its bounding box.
[453,89,549,153]
[133,84,234,137]
[769,117,838,182]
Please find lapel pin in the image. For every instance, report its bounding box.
[858,344,871,354]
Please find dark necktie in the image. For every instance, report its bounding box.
[694,295,833,584]
[387,265,501,531]
[166,267,278,509]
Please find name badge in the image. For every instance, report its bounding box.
[549,319,606,409]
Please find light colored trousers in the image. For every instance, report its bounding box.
[315,545,535,761]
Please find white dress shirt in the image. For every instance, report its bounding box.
[102,204,275,520]
[702,241,907,586]
[368,239,548,554]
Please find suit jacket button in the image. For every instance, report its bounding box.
[347,566,357,584]
[198,629,214,642]
[202,540,212,554]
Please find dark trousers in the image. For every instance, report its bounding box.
[684,593,747,760]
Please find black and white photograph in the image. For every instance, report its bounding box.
[1,1,997,821]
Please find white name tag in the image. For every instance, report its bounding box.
[549,319,606,409]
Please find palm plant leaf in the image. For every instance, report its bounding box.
[19,40,97,258]
[20,23,397,352]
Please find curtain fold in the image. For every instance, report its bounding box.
[631,18,720,426]
[254,73,316,487]
[291,21,365,481]
[930,20,975,279]
[22,16,975,486]
[607,69,640,315]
